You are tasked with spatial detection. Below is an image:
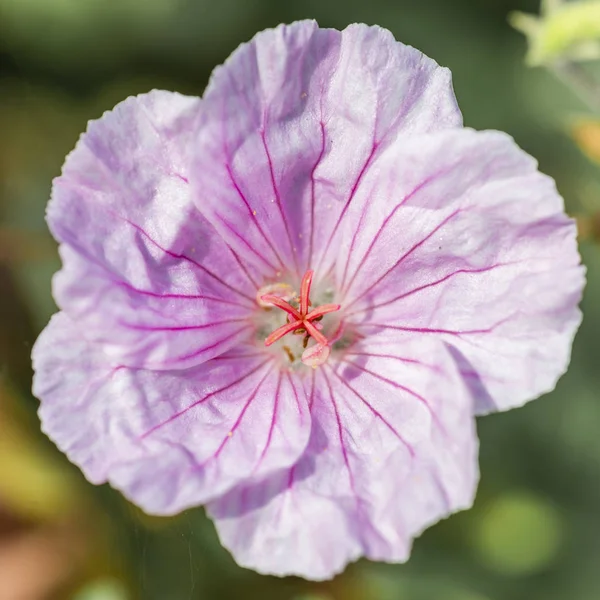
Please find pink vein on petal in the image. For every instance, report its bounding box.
[251,370,283,475]
[208,365,276,462]
[337,190,372,294]
[260,128,300,277]
[361,314,514,337]
[345,264,509,317]
[118,215,256,304]
[138,358,272,439]
[117,318,248,332]
[339,358,445,434]
[340,171,449,295]
[285,370,304,415]
[343,209,462,309]
[212,209,280,273]
[230,248,261,290]
[341,351,442,374]
[308,120,327,268]
[315,140,379,273]
[321,369,370,536]
[328,365,416,457]
[169,325,253,364]
[113,280,250,309]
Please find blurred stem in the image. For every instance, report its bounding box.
[550,60,600,113]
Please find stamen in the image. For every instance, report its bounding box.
[256,283,295,308]
[299,270,313,316]
[282,345,295,363]
[260,294,302,320]
[260,269,341,366]
[301,343,330,368]
[264,320,304,346]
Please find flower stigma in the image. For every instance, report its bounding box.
[259,270,341,368]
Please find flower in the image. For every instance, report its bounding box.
[32,20,584,580]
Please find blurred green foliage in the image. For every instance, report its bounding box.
[1,0,599,599]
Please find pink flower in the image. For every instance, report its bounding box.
[32,21,584,580]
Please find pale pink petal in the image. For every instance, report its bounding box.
[335,128,584,413]
[32,313,311,514]
[49,90,261,369]
[208,336,478,579]
[191,21,461,278]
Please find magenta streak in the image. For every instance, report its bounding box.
[343,209,462,312]
[119,216,255,304]
[315,140,379,273]
[230,248,260,290]
[328,366,415,457]
[321,370,360,503]
[308,121,327,268]
[286,371,304,415]
[211,352,265,361]
[338,191,371,293]
[138,359,271,439]
[208,366,275,463]
[341,171,445,296]
[114,280,250,309]
[308,368,317,411]
[118,317,248,332]
[218,68,287,272]
[341,351,441,373]
[281,370,316,494]
[225,163,287,272]
[251,370,282,475]
[170,325,252,364]
[260,129,300,276]
[340,359,444,432]
[345,264,506,317]
[213,209,279,272]
[361,322,502,336]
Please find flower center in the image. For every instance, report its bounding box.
[259,270,341,367]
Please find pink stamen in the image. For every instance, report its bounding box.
[303,320,328,346]
[299,270,313,316]
[304,303,341,320]
[261,269,341,361]
[260,294,302,320]
[264,320,304,346]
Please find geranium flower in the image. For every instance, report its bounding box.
[32,21,584,580]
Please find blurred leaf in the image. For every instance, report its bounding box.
[471,491,563,576]
[0,381,79,521]
[510,0,600,66]
[72,578,130,600]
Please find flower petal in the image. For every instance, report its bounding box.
[191,21,461,278]
[49,90,261,369]
[208,336,477,580]
[32,313,311,514]
[337,128,584,414]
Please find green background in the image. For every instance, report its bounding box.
[1,0,599,598]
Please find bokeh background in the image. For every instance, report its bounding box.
[1,0,600,598]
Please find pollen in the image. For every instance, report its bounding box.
[259,269,341,367]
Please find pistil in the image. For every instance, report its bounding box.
[260,270,341,367]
